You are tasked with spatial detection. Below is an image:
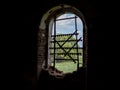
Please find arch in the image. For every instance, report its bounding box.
[37,4,88,78]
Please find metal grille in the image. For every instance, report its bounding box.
[49,15,83,70]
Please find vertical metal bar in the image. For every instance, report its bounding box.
[83,23,87,90]
[83,22,85,68]
[75,16,79,70]
[53,16,56,69]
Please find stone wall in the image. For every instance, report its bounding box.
[37,28,47,77]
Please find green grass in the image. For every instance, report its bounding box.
[53,56,83,73]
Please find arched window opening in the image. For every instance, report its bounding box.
[48,13,83,73]
[38,5,87,78]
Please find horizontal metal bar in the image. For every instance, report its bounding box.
[55,59,78,60]
[56,16,78,21]
[51,33,78,37]
[49,47,83,49]
[50,53,82,55]
[50,39,81,43]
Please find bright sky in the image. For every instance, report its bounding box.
[52,13,83,47]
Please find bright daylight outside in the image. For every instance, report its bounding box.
[50,13,83,73]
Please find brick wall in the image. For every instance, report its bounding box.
[37,28,47,77]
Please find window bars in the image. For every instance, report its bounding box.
[49,15,83,70]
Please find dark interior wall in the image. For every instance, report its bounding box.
[22,0,104,89]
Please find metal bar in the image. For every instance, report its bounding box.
[49,47,83,49]
[55,40,76,63]
[50,53,82,55]
[50,39,81,43]
[51,33,79,37]
[56,16,78,21]
[75,16,79,70]
[53,16,56,69]
[61,31,77,47]
[64,37,81,56]
[55,59,78,60]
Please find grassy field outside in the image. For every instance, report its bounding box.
[53,56,83,73]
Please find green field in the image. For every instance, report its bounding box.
[53,56,83,73]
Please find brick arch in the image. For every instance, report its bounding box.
[37,4,88,79]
